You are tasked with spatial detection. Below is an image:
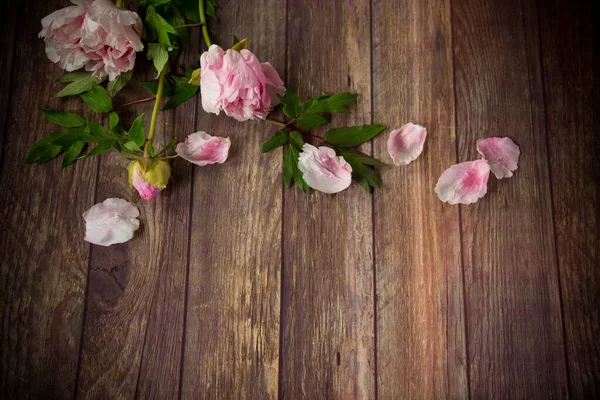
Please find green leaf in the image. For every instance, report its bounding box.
[175,0,200,22]
[278,90,302,118]
[338,148,387,166]
[289,131,304,149]
[128,114,146,146]
[31,145,63,164]
[123,140,142,153]
[109,112,119,131]
[145,6,179,48]
[62,141,85,167]
[81,141,113,159]
[107,70,133,97]
[304,92,358,114]
[147,141,156,157]
[86,119,112,140]
[161,84,198,110]
[156,138,177,155]
[55,72,104,97]
[283,144,295,188]
[290,145,310,192]
[147,43,169,76]
[169,7,189,46]
[25,131,69,163]
[52,126,98,146]
[324,124,385,147]
[343,153,381,188]
[42,109,86,127]
[296,113,328,130]
[140,79,177,96]
[188,68,201,86]
[261,129,288,153]
[80,84,113,113]
[356,177,372,193]
[231,37,248,52]
[205,0,218,20]
[232,34,240,45]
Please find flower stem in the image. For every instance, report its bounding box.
[174,22,204,29]
[145,67,167,156]
[265,118,287,128]
[199,0,212,48]
[264,117,325,143]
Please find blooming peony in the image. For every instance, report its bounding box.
[297,144,353,194]
[387,123,427,165]
[83,198,140,246]
[476,137,520,179]
[128,159,171,201]
[39,0,143,81]
[176,131,231,166]
[435,160,491,205]
[200,45,286,121]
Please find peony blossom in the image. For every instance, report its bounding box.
[200,45,286,121]
[387,123,427,165]
[83,198,140,246]
[128,159,171,201]
[476,137,520,179]
[435,160,491,205]
[176,131,231,166]
[39,0,143,81]
[297,144,353,194]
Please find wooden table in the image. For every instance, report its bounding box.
[0,0,596,398]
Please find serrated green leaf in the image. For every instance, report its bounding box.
[324,124,385,147]
[55,73,104,98]
[296,113,328,130]
[289,131,304,149]
[62,141,85,167]
[128,114,146,146]
[304,92,358,114]
[109,112,119,131]
[42,109,86,127]
[147,43,169,77]
[278,90,302,118]
[161,84,198,110]
[338,148,387,166]
[81,141,113,159]
[261,129,288,153]
[283,144,295,188]
[107,70,133,97]
[123,140,142,152]
[156,138,177,155]
[231,37,248,52]
[80,84,113,113]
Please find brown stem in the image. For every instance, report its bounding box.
[265,117,287,128]
[114,97,155,111]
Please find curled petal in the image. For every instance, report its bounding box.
[83,198,140,246]
[476,137,520,179]
[298,144,352,194]
[435,160,491,205]
[176,131,231,166]
[387,123,427,165]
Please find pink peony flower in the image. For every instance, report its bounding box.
[83,198,140,246]
[435,160,491,205]
[387,122,427,165]
[39,0,143,81]
[200,45,286,121]
[297,144,353,194]
[476,137,520,179]
[176,131,231,166]
[128,159,171,201]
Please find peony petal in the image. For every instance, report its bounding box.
[298,144,353,194]
[387,123,427,165]
[83,198,140,246]
[176,131,231,166]
[476,137,520,179]
[435,160,491,205]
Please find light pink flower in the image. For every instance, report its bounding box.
[83,198,140,246]
[476,137,520,179]
[176,131,231,166]
[435,160,491,205]
[387,123,427,165]
[298,144,353,194]
[200,45,286,121]
[39,0,143,81]
[128,159,171,201]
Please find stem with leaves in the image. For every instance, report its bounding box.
[199,0,212,48]
[145,67,166,156]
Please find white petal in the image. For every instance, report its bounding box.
[387,123,427,165]
[83,198,140,246]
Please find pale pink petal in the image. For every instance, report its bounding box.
[83,198,140,246]
[435,160,491,205]
[298,144,353,194]
[387,123,427,165]
[476,137,520,179]
[176,132,231,166]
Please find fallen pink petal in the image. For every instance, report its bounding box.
[83,198,140,246]
[435,160,491,205]
[476,137,520,179]
[298,144,352,194]
[387,122,427,165]
[176,131,231,166]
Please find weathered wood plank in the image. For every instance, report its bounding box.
[279,1,375,398]
[539,0,598,396]
[0,0,18,168]
[372,0,468,398]
[180,0,285,398]
[75,42,196,400]
[452,0,568,396]
[0,0,96,397]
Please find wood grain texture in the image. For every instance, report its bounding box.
[75,50,196,400]
[539,0,598,396]
[0,0,95,398]
[279,1,375,398]
[180,1,285,398]
[0,0,18,168]
[452,0,568,397]
[372,0,468,398]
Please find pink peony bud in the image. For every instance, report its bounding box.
[387,123,427,165]
[476,137,520,179]
[297,144,353,194]
[435,160,491,205]
[175,131,231,166]
[200,45,286,121]
[39,0,143,81]
[128,159,171,201]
